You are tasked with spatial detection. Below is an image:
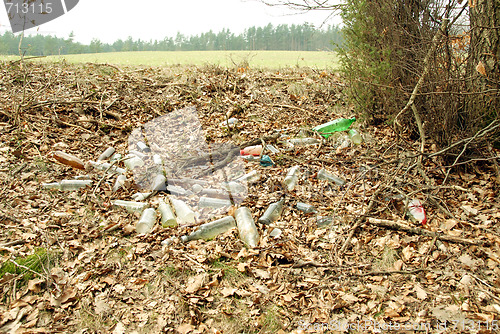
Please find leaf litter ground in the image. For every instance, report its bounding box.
[0,61,499,333]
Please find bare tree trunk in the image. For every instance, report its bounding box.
[466,0,500,126]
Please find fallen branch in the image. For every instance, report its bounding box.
[366,217,485,245]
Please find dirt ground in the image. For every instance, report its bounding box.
[0,61,499,334]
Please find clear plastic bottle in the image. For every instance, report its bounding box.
[158,199,177,227]
[42,179,92,191]
[112,200,148,213]
[124,155,145,169]
[89,161,126,174]
[170,198,195,225]
[151,174,166,191]
[136,141,151,152]
[113,174,127,192]
[235,207,259,248]
[236,170,261,183]
[317,168,346,186]
[284,165,300,191]
[181,216,236,242]
[131,192,153,201]
[136,208,157,234]
[295,202,317,213]
[53,151,85,170]
[258,198,284,225]
[97,147,115,161]
[348,129,362,145]
[288,138,321,145]
[265,144,280,154]
[198,197,232,208]
[222,181,247,194]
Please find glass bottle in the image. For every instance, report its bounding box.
[180,216,236,242]
[235,207,259,248]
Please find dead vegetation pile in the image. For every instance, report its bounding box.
[0,61,499,333]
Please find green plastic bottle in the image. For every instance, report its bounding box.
[313,117,356,139]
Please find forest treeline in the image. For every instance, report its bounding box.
[0,23,343,56]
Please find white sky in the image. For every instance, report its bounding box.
[0,0,341,45]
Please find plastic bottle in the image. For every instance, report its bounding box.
[284,165,300,191]
[220,117,238,128]
[222,181,247,194]
[53,151,85,170]
[288,138,321,145]
[317,168,346,186]
[180,216,236,242]
[240,145,262,156]
[235,207,259,248]
[153,154,163,165]
[97,147,115,161]
[42,179,92,191]
[89,161,126,174]
[167,185,192,196]
[348,129,362,145]
[158,199,177,227]
[151,174,166,191]
[313,117,356,139]
[111,200,148,213]
[198,197,232,208]
[265,145,280,154]
[258,198,284,225]
[170,198,195,225]
[295,202,317,213]
[124,155,144,169]
[136,141,151,152]
[136,208,157,234]
[109,153,122,163]
[407,199,427,225]
[131,192,153,201]
[236,170,261,183]
[113,174,127,192]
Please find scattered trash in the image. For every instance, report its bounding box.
[158,199,177,228]
[123,154,145,169]
[97,147,116,161]
[53,151,85,170]
[348,129,362,145]
[198,197,232,208]
[136,141,151,152]
[313,117,356,138]
[288,137,321,145]
[235,207,259,248]
[269,227,282,238]
[170,198,195,225]
[236,170,261,183]
[259,155,274,167]
[113,175,127,192]
[407,199,427,225]
[258,198,285,225]
[161,236,177,246]
[265,144,279,154]
[151,174,167,191]
[240,145,262,156]
[112,200,148,213]
[153,154,163,165]
[42,179,92,191]
[220,117,238,128]
[316,216,334,227]
[181,216,236,242]
[317,168,346,186]
[295,202,317,213]
[191,184,203,193]
[89,161,126,174]
[132,192,153,201]
[284,165,300,191]
[136,208,157,234]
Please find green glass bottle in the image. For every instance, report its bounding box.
[313,117,356,138]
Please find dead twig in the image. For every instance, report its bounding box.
[366,217,485,245]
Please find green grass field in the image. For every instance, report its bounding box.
[0,50,339,69]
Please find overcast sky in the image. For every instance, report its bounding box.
[0,0,341,45]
